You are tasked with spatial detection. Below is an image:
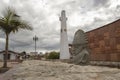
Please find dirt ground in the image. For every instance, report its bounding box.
[0,62,20,68]
[0,61,20,80]
[0,60,120,80]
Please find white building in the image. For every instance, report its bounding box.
[29,52,38,56]
[0,50,19,61]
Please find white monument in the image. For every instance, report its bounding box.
[59,10,70,59]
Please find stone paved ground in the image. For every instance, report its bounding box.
[0,62,20,80]
[1,60,120,80]
[0,62,19,68]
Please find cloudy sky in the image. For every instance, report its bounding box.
[0,0,120,53]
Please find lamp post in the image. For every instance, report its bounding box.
[33,35,38,52]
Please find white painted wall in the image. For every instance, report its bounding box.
[10,53,16,60]
[0,54,3,60]
[0,53,17,60]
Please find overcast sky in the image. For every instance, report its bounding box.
[0,0,120,53]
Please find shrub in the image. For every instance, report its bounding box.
[46,51,59,59]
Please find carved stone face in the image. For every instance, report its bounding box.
[71,29,90,64]
[72,29,88,55]
[71,44,83,55]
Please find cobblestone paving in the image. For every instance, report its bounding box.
[1,60,120,80]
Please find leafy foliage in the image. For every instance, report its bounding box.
[46,51,60,59]
[0,7,33,68]
[0,7,33,34]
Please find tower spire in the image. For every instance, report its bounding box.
[59,10,70,59]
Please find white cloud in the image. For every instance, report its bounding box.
[0,0,120,53]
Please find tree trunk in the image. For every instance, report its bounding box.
[3,33,9,68]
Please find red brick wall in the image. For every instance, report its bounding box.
[86,19,120,62]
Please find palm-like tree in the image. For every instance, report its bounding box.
[0,8,33,68]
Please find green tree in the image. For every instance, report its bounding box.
[47,51,60,59]
[0,8,33,68]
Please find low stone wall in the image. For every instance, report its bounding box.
[90,61,120,68]
[45,59,120,68]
